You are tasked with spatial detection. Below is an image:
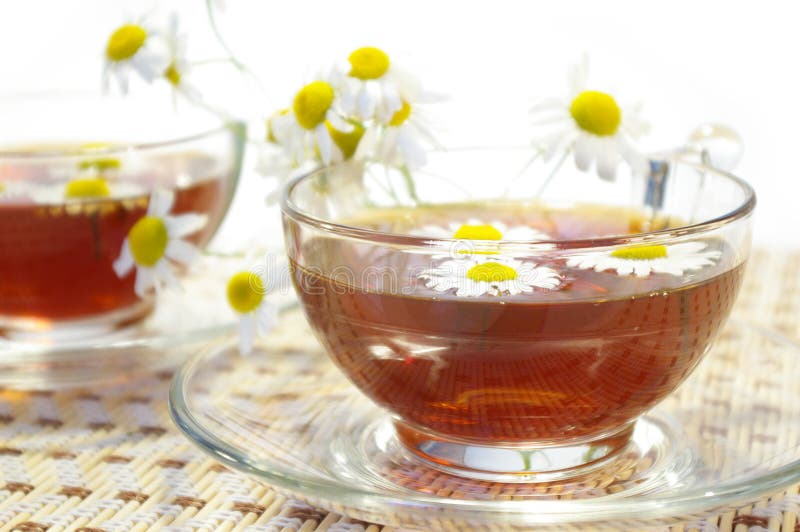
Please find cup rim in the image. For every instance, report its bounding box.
[0,90,245,160]
[0,125,238,160]
[281,152,756,249]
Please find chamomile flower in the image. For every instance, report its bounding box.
[410,220,551,241]
[162,14,202,103]
[566,242,721,278]
[271,81,353,166]
[356,98,436,170]
[113,189,208,297]
[31,178,144,204]
[226,270,278,355]
[419,257,562,297]
[529,57,649,181]
[258,108,366,203]
[0,182,32,203]
[333,46,420,122]
[103,18,169,94]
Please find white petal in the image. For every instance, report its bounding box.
[238,313,256,356]
[354,126,379,160]
[257,303,279,335]
[573,135,594,171]
[165,238,200,266]
[113,241,135,278]
[596,148,619,182]
[316,124,333,165]
[134,267,155,297]
[148,189,175,217]
[568,54,590,95]
[667,241,708,255]
[633,263,652,277]
[166,213,208,238]
[357,85,373,120]
[154,259,180,291]
[397,128,427,169]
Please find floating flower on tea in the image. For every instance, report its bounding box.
[0,182,32,203]
[333,46,420,122]
[113,189,208,296]
[419,257,562,297]
[530,57,649,181]
[226,270,278,355]
[411,220,551,241]
[103,19,169,94]
[30,178,145,205]
[566,241,721,278]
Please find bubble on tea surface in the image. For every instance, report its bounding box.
[687,123,744,171]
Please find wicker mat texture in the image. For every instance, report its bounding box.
[0,249,799,532]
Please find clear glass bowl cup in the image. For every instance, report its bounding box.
[0,92,244,337]
[280,149,755,481]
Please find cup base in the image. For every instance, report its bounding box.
[394,420,636,483]
[0,297,154,342]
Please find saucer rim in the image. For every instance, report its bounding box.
[168,317,800,526]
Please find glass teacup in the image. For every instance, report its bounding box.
[0,93,243,337]
[281,149,754,480]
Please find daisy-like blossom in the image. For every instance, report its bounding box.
[259,108,367,203]
[269,81,354,166]
[113,189,208,296]
[226,270,278,355]
[356,97,436,170]
[0,182,33,203]
[410,220,551,241]
[31,177,144,205]
[162,13,202,103]
[103,18,169,94]
[529,56,649,181]
[332,46,421,122]
[566,241,721,278]
[419,256,562,297]
[411,220,553,258]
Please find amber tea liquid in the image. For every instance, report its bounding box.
[291,203,744,445]
[0,149,228,328]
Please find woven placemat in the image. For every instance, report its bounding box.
[1,249,799,532]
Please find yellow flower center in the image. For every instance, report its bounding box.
[106,24,147,62]
[389,101,412,127]
[453,224,503,240]
[0,183,5,194]
[78,158,121,172]
[348,47,390,80]
[128,216,168,267]
[326,121,365,159]
[293,81,335,130]
[64,178,111,199]
[467,262,518,283]
[569,90,621,136]
[266,108,289,143]
[226,271,265,314]
[164,62,181,86]
[611,244,667,260]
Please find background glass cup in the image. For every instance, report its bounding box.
[281,149,754,481]
[0,93,244,337]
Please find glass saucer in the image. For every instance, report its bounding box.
[0,253,295,390]
[169,310,800,530]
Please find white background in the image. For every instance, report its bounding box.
[1,0,798,248]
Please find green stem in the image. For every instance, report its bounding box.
[533,149,569,201]
[190,58,239,67]
[399,165,421,204]
[503,151,541,197]
[204,0,268,96]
